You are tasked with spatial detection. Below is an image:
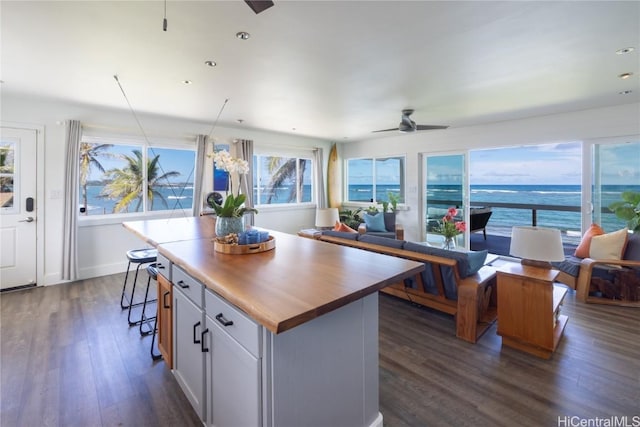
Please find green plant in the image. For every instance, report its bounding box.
[208,193,258,218]
[388,192,400,212]
[609,191,640,233]
[366,205,379,215]
[339,208,363,229]
[379,200,389,213]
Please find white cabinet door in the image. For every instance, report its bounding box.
[173,288,205,420]
[206,315,261,427]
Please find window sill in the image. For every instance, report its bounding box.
[78,209,193,227]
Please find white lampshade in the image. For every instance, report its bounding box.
[509,226,565,264]
[315,208,340,228]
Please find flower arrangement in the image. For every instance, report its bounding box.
[207,150,257,218]
[436,207,466,249]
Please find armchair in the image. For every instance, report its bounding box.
[555,232,640,307]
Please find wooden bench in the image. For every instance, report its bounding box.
[318,234,497,343]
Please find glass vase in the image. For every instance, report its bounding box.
[215,216,244,237]
[443,237,456,251]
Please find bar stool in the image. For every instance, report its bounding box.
[120,248,157,326]
[144,264,162,361]
[139,263,158,336]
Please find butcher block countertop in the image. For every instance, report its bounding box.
[158,230,423,334]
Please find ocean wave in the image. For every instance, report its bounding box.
[167,196,188,200]
[471,189,518,194]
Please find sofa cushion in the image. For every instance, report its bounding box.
[363,213,386,232]
[552,255,583,277]
[589,228,628,260]
[358,234,405,249]
[466,250,489,276]
[623,232,640,261]
[321,230,359,240]
[574,223,605,258]
[383,212,396,232]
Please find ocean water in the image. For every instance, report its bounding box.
[349,184,637,233]
[80,184,194,215]
[82,182,636,234]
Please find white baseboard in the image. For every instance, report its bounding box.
[43,261,127,286]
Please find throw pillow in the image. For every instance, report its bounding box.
[363,213,387,232]
[466,250,489,276]
[589,228,629,260]
[336,222,357,233]
[574,223,605,258]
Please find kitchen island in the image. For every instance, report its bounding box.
[123,217,423,427]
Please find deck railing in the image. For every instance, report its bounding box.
[430,200,613,227]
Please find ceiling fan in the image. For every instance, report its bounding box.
[244,0,274,14]
[373,109,449,133]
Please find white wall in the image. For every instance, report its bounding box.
[342,103,640,242]
[1,92,332,285]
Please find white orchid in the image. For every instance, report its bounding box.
[209,150,249,175]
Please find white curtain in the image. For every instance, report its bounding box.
[62,120,81,281]
[313,147,326,208]
[237,139,255,226]
[192,134,208,217]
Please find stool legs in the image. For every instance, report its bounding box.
[150,312,162,360]
[139,274,158,336]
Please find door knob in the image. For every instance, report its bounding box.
[19,217,34,223]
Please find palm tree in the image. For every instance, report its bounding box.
[79,143,113,214]
[264,157,307,204]
[101,150,180,213]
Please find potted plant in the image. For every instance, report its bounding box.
[609,191,640,233]
[339,207,363,230]
[207,150,258,236]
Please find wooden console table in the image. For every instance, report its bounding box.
[496,263,568,359]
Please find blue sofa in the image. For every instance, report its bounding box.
[318,231,497,343]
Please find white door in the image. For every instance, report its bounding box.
[0,127,37,289]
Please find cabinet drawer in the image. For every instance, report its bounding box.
[205,289,261,357]
[156,253,172,281]
[173,265,203,308]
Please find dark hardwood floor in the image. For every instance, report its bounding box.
[1,273,638,427]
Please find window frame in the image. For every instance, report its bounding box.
[344,154,407,207]
[78,134,197,226]
[252,149,315,208]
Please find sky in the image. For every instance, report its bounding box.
[87,145,196,183]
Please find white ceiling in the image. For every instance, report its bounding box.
[2,1,639,141]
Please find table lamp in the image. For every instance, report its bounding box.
[509,226,565,269]
[315,208,340,230]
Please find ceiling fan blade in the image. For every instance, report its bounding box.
[415,125,449,130]
[372,128,400,133]
[244,0,274,14]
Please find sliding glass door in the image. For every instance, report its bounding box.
[424,153,468,249]
[591,139,640,232]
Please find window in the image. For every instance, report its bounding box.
[78,138,196,216]
[253,155,313,205]
[346,156,405,203]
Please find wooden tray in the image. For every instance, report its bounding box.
[214,236,275,254]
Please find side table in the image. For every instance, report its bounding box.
[496,263,568,359]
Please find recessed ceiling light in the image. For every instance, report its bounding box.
[236,31,250,40]
[616,47,635,55]
[618,72,634,79]
[204,60,217,67]
[619,90,633,95]
[237,119,244,124]
[182,80,193,85]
